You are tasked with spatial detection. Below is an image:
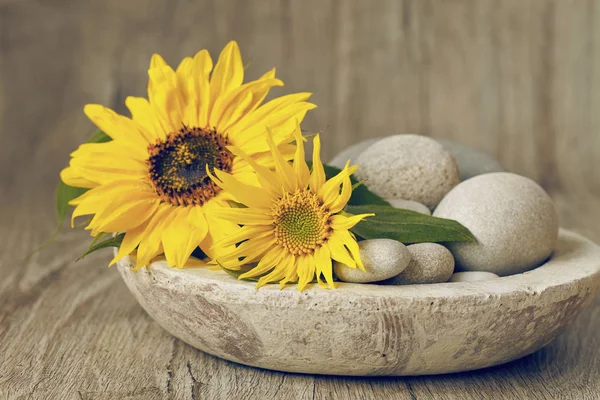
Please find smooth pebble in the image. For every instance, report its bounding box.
[381,243,455,285]
[355,134,460,209]
[435,138,505,181]
[449,271,500,282]
[328,138,381,169]
[385,199,431,215]
[334,239,411,283]
[433,172,559,276]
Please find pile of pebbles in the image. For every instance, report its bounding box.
[330,134,559,285]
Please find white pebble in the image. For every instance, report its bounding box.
[334,239,410,283]
[435,138,505,181]
[433,172,559,276]
[328,138,381,169]
[355,134,460,209]
[381,243,455,285]
[385,199,431,215]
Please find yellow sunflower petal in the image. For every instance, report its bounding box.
[242,68,281,116]
[266,129,296,192]
[87,198,161,234]
[330,213,374,230]
[229,147,282,197]
[292,121,310,189]
[148,66,186,131]
[83,105,149,155]
[327,232,356,269]
[319,162,358,208]
[216,72,284,133]
[338,230,365,271]
[208,168,273,210]
[198,204,243,259]
[296,254,316,291]
[69,180,155,226]
[229,92,313,139]
[212,90,253,133]
[125,96,166,142]
[314,244,334,288]
[326,173,355,213]
[60,166,96,189]
[216,234,276,268]
[162,207,209,268]
[147,53,168,101]
[109,218,152,266]
[309,134,326,192]
[256,253,295,289]
[208,207,274,225]
[191,49,213,126]
[211,224,272,249]
[238,247,283,280]
[136,205,177,269]
[209,41,243,117]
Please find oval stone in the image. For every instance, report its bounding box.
[449,271,500,282]
[385,199,431,215]
[355,134,460,209]
[328,138,381,169]
[433,172,559,276]
[334,239,410,283]
[381,243,455,285]
[435,138,505,181]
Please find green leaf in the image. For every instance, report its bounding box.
[220,264,262,282]
[55,131,111,225]
[78,233,125,261]
[228,200,247,208]
[24,182,88,261]
[26,131,113,261]
[87,130,112,144]
[307,162,390,206]
[56,180,88,223]
[346,205,477,244]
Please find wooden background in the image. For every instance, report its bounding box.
[1,0,599,399]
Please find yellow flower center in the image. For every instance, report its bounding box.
[147,126,233,206]
[272,189,332,256]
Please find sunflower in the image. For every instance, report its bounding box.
[207,123,374,291]
[61,41,316,268]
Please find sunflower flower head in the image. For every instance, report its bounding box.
[208,123,373,291]
[61,41,315,269]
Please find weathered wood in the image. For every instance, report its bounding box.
[1,0,599,398]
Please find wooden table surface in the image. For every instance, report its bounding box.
[2,1,600,398]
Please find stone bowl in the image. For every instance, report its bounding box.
[117,229,600,376]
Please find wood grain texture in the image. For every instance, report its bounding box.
[1,0,599,399]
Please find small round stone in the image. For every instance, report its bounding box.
[449,271,500,282]
[435,138,505,181]
[385,199,431,215]
[328,138,381,169]
[334,239,410,283]
[355,134,460,209]
[381,243,455,285]
[433,172,559,276]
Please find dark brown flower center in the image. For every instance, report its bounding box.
[147,126,233,206]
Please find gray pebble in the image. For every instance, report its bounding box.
[436,138,505,181]
[449,271,500,282]
[385,199,431,215]
[381,243,455,285]
[433,172,559,276]
[328,138,381,169]
[334,239,411,283]
[355,134,460,209]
